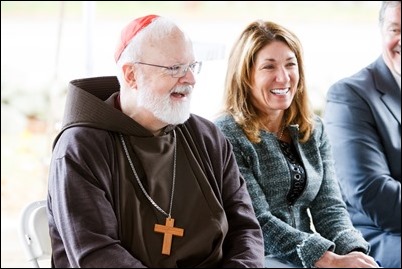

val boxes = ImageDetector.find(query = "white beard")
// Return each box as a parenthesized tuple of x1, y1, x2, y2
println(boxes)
(137, 85, 193, 125)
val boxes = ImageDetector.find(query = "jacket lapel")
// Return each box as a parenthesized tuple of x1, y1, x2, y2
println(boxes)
(374, 58, 401, 125)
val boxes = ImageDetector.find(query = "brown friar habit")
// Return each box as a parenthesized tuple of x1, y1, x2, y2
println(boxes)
(47, 76, 264, 268)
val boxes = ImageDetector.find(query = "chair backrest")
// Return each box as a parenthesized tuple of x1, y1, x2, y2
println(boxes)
(19, 200, 52, 268)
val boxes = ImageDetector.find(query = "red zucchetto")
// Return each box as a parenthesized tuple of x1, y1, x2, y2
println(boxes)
(114, 14, 159, 62)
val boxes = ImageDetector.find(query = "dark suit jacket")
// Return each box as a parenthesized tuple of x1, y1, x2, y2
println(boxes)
(324, 56, 401, 267)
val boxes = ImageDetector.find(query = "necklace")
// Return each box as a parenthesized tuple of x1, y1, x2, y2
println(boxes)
(277, 124, 285, 140)
(119, 130, 184, 256)
(264, 123, 285, 139)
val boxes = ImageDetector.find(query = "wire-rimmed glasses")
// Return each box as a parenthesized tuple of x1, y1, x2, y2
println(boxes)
(133, 61, 202, 78)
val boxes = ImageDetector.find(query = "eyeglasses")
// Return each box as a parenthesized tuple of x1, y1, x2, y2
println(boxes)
(133, 61, 202, 78)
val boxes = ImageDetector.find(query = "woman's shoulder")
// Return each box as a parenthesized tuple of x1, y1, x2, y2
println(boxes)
(214, 113, 235, 126)
(214, 113, 238, 129)
(313, 115, 324, 130)
(214, 114, 242, 136)
(309, 115, 331, 146)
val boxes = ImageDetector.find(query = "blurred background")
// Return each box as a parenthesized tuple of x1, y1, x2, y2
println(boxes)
(2, 1, 381, 267)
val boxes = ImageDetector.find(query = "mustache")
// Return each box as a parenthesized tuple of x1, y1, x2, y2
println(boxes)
(171, 85, 193, 95)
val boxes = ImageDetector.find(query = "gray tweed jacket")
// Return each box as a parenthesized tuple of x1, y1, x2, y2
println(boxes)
(214, 114, 369, 268)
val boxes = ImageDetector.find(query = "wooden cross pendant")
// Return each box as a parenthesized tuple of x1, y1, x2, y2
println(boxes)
(154, 217, 184, 255)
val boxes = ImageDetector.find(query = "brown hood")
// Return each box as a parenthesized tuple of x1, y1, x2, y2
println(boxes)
(54, 76, 154, 147)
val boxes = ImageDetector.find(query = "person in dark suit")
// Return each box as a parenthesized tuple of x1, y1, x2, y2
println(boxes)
(324, 1, 401, 268)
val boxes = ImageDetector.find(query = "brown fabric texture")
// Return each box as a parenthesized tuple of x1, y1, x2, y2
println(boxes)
(47, 76, 264, 267)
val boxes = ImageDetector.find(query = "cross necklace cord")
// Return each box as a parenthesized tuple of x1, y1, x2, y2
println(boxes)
(120, 130, 184, 255)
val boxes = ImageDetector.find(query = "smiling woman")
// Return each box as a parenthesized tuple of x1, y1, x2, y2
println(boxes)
(214, 18, 379, 268)
(1, 1, 380, 267)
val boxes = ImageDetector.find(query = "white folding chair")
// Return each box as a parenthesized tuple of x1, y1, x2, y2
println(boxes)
(18, 200, 52, 268)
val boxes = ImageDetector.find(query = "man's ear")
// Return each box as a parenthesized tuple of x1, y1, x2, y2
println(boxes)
(122, 63, 137, 88)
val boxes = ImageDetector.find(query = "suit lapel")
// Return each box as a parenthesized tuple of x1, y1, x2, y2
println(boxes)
(374, 58, 401, 125)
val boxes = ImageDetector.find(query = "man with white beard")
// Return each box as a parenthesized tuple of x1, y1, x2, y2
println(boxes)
(46, 14, 264, 268)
